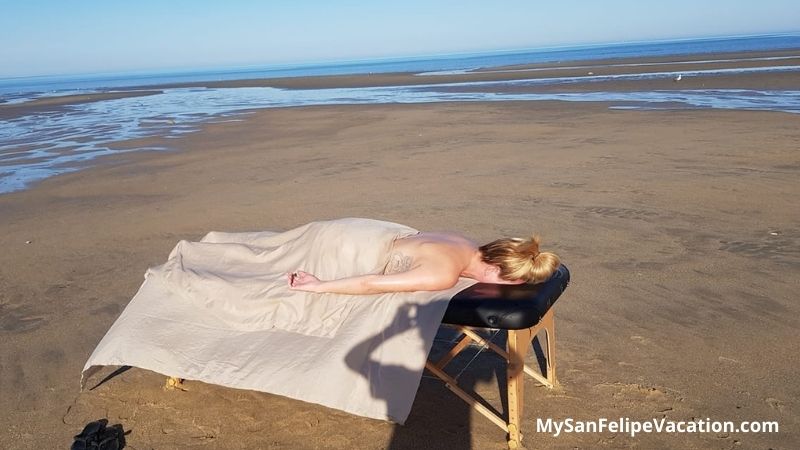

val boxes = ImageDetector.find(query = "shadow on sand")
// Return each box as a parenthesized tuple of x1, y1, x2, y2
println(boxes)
(345, 300, 550, 450)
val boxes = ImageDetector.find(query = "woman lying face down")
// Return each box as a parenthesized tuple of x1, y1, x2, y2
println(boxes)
(287, 231, 560, 295)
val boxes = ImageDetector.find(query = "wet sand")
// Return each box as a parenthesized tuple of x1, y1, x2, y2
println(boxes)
(1, 58, 799, 448)
(2, 49, 798, 122)
(163, 48, 800, 91)
(0, 90, 163, 120)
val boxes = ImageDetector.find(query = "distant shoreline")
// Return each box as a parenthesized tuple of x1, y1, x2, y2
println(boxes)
(160, 48, 800, 91)
(2, 33, 799, 96)
(1, 47, 798, 195)
(2, 48, 798, 114)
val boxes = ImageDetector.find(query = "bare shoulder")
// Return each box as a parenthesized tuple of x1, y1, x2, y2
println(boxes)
(388, 231, 475, 274)
(395, 231, 475, 247)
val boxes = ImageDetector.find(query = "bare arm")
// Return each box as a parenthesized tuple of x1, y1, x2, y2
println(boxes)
(288, 265, 459, 295)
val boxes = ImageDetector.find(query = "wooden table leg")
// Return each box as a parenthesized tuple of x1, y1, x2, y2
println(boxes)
(507, 328, 533, 448)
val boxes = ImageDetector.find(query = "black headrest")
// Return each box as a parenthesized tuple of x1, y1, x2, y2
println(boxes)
(442, 265, 570, 329)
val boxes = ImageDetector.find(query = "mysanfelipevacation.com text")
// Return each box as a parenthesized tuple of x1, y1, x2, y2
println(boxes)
(537, 417, 779, 438)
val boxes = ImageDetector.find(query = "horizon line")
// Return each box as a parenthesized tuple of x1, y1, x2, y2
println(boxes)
(2, 30, 799, 82)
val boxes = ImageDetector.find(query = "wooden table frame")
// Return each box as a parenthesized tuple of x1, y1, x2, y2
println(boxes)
(425, 308, 557, 449)
(165, 308, 557, 449)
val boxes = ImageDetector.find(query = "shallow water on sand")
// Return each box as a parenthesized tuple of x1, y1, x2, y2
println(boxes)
(3, 34, 800, 194)
(2, 66, 800, 194)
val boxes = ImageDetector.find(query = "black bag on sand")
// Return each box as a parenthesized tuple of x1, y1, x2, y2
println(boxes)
(71, 418, 126, 450)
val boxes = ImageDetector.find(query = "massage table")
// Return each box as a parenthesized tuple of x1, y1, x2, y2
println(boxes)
(164, 264, 570, 449)
(428, 264, 570, 449)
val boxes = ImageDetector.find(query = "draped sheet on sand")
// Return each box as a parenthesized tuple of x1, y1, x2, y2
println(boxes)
(82, 218, 476, 423)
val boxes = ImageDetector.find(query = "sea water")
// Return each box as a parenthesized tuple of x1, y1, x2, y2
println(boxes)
(1, 34, 799, 194)
(3, 33, 800, 97)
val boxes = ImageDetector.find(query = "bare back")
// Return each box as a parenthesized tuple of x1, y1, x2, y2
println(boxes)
(384, 232, 477, 277)
(289, 231, 496, 294)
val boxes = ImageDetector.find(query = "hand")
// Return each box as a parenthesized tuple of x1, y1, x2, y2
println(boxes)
(287, 270, 322, 292)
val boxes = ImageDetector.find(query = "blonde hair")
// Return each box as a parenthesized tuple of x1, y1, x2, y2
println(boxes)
(479, 235, 560, 284)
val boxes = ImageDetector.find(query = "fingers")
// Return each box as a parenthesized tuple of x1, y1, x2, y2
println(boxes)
(287, 270, 321, 292)
(287, 270, 305, 288)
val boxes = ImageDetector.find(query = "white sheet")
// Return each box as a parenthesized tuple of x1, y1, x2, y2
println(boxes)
(82, 218, 476, 423)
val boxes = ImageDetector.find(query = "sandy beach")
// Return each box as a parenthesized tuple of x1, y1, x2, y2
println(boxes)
(1, 51, 799, 449)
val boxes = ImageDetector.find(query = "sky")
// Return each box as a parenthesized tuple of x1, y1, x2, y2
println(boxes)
(1, 0, 798, 78)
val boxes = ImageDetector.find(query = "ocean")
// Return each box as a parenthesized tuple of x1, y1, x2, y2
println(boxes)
(3, 33, 800, 97)
(1, 33, 799, 194)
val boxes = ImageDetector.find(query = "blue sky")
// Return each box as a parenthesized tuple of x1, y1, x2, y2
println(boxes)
(1, 0, 798, 78)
